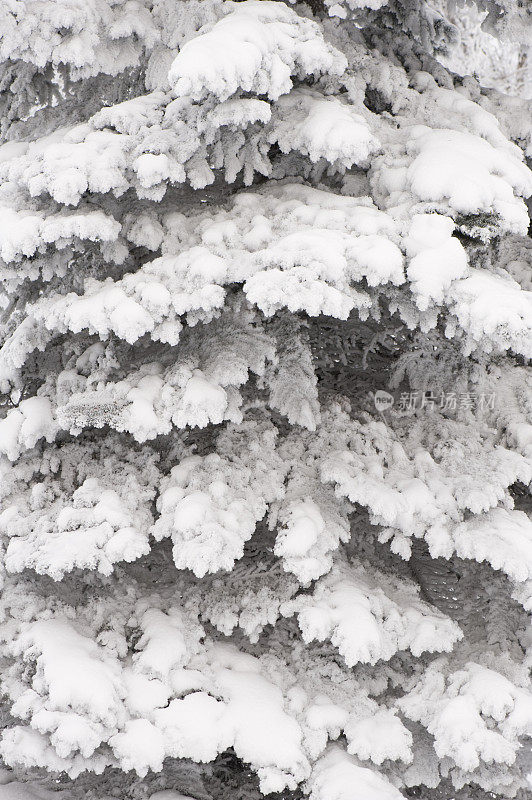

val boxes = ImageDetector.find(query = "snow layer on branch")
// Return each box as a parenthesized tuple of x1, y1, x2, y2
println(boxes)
(152, 417, 287, 576)
(448, 508, 532, 584)
(193, 554, 300, 642)
(269, 441, 352, 583)
(282, 556, 462, 666)
(406, 127, 532, 232)
(0, 206, 120, 264)
(404, 212, 532, 357)
(0, 571, 418, 784)
(0, 438, 160, 578)
(405, 213, 468, 310)
(242, 190, 403, 318)
(0, 0, 160, 78)
(209, 181, 403, 306)
(373, 125, 532, 235)
(273, 490, 351, 585)
(0, 2, 350, 205)
(445, 269, 532, 358)
(0, 247, 76, 298)
(201, 644, 310, 792)
(132, 605, 203, 681)
(306, 745, 404, 800)
(0, 398, 59, 461)
(30, 251, 228, 345)
(0, 316, 54, 392)
(59, 363, 237, 442)
(7, 617, 127, 761)
(410, 81, 527, 155)
(167, 1, 347, 102)
(2, 476, 151, 579)
(0, 89, 223, 205)
(0, 589, 201, 777)
(0, 725, 111, 778)
(0, 337, 127, 457)
(10, 176, 530, 365)
(0, 310, 290, 459)
(18, 183, 402, 356)
(0, 76, 375, 206)
(286, 639, 414, 765)
(319, 406, 532, 560)
(0, 92, 196, 205)
(398, 659, 532, 772)
(4, 622, 307, 788)
(269, 88, 380, 169)
(0, 307, 277, 454)
(110, 641, 314, 790)
(56, 307, 274, 442)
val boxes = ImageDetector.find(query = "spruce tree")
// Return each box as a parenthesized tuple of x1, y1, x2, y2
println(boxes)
(0, 2, 531, 799)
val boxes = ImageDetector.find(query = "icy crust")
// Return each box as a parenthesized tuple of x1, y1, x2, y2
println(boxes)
(0, 437, 161, 579)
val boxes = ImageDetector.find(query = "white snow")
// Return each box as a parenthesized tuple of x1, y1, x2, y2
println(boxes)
(168, 1, 346, 101)
(306, 745, 405, 800)
(283, 556, 462, 666)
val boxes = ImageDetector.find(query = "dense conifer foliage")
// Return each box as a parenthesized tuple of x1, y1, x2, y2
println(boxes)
(0, 2, 531, 799)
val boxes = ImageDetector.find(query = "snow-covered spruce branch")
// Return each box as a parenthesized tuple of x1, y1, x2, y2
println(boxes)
(0, 2, 531, 799)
